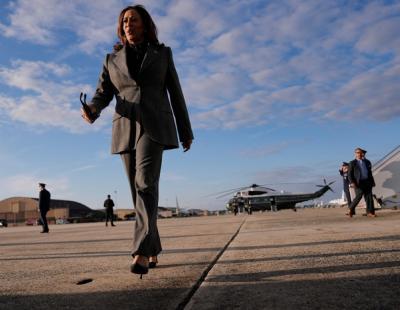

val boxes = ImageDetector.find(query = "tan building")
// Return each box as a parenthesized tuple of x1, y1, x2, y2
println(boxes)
(115, 209, 136, 220)
(0, 197, 92, 225)
(115, 207, 176, 220)
(158, 207, 173, 218)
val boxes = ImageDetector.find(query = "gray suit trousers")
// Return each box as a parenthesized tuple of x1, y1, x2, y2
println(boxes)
(121, 131, 163, 257)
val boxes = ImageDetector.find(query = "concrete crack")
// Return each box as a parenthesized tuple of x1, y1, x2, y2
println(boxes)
(176, 218, 246, 310)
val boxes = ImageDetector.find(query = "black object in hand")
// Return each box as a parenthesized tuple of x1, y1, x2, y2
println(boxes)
(80, 92, 97, 122)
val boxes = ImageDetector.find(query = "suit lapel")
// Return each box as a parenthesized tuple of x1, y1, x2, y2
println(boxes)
(113, 46, 131, 80)
(140, 45, 159, 73)
(113, 44, 159, 80)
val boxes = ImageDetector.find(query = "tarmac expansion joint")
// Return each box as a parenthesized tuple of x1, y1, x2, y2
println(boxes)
(175, 218, 247, 310)
(76, 278, 94, 285)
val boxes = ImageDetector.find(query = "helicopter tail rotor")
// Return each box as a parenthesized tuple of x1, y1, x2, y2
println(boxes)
(316, 179, 335, 193)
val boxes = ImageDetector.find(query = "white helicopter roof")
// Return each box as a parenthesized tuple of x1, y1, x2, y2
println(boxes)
(234, 185, 294, 198)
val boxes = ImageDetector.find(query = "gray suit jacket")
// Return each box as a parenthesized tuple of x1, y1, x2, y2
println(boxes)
(90, 43, 194, 153)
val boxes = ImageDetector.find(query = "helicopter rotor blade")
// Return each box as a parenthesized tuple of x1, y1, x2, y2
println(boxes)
(316, 179, 335, 188)
(209, 183, 279, 199)
(215, 192, 238, 199)
(203, 185, 251, 198)
(257, 182, 316, 188)
(253, 184, 277, 191)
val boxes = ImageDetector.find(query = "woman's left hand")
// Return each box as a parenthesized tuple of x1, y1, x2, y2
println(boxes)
(182, 140, 192, 152)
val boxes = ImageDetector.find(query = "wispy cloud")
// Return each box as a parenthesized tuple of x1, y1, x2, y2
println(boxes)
(0, 59, 111, 132)
(161, 171, 186, 181)
(240, 141, 303, 158)
(192, 91, 274, 129)
(0, 0, 129, 53)
(0, 173, 70, 199)
(69, 165, 96, 173)
(0, 0, 176, 53)
(1, 0, 399, 131)
(181, 1, 400, 129)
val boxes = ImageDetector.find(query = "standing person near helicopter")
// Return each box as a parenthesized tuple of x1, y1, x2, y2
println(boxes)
(81, 5, 194, 277)
(348, 148, 375, 217)
(339, 162, 352, 209)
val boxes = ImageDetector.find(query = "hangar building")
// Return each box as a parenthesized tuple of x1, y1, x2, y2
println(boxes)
(0, 197, 92, 225)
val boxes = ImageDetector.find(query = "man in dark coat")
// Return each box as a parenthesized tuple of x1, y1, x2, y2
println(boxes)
(339, 162, 352, 208)
(348, 148, 376, 217)
(38, 183, 51, 233)
(104, 194, 116, 226)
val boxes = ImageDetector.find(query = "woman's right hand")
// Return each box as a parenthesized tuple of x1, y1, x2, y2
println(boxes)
(182, 139, 192, 152)
(81, 106, 96, 124)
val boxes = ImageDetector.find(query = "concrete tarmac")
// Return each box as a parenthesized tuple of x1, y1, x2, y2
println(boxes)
(1, 208, 399, 309)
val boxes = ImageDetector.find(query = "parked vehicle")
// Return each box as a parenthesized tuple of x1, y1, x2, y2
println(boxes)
(56, 218, 70, 224)
(0, 219, 8, 227)
(25, 218, 36, 226)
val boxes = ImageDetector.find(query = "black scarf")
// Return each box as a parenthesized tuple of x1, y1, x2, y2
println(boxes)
(126, 41, 148, 81)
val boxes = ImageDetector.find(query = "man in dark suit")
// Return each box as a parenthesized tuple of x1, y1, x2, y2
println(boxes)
(38, 183, 51, 233)
(104, 194, 116, 227)
(348, 148, 376, 217)
(339, 162, 352, 208)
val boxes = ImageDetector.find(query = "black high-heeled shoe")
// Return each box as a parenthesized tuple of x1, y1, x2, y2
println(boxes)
(130, 263, 149, 279)
(149, 257, 158, 269)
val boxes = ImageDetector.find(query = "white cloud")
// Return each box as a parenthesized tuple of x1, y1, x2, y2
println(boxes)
(0, 60, 70, 92)
(193, 91, 273, 129)
(324, 1, 400, 49)
(330, 60, 400, 121)
(0, 59, 111, 132)
(0, 0, 59, 44)
(0, 0, 127, 53)
(69, 165, 97, 173)
(194, 10, 228, 39)
(186, 1, 400, 129)
(184, 71, 247, 108)
(1, 0, 77, 44)
(210, 28, 243, 55)
(356, 17, 400, 54)
(1, 0, 400, 131)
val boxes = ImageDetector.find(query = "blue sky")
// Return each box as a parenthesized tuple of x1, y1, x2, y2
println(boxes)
(0, 0, 399, 211)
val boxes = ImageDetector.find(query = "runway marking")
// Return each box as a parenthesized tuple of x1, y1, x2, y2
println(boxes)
(175, 218, 247, 310)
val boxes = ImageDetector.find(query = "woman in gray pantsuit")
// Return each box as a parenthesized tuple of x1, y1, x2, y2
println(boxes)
(81, 5, 193, 277)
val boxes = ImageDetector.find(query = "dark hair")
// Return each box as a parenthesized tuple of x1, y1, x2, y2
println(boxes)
(115, 5, 158, 50)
